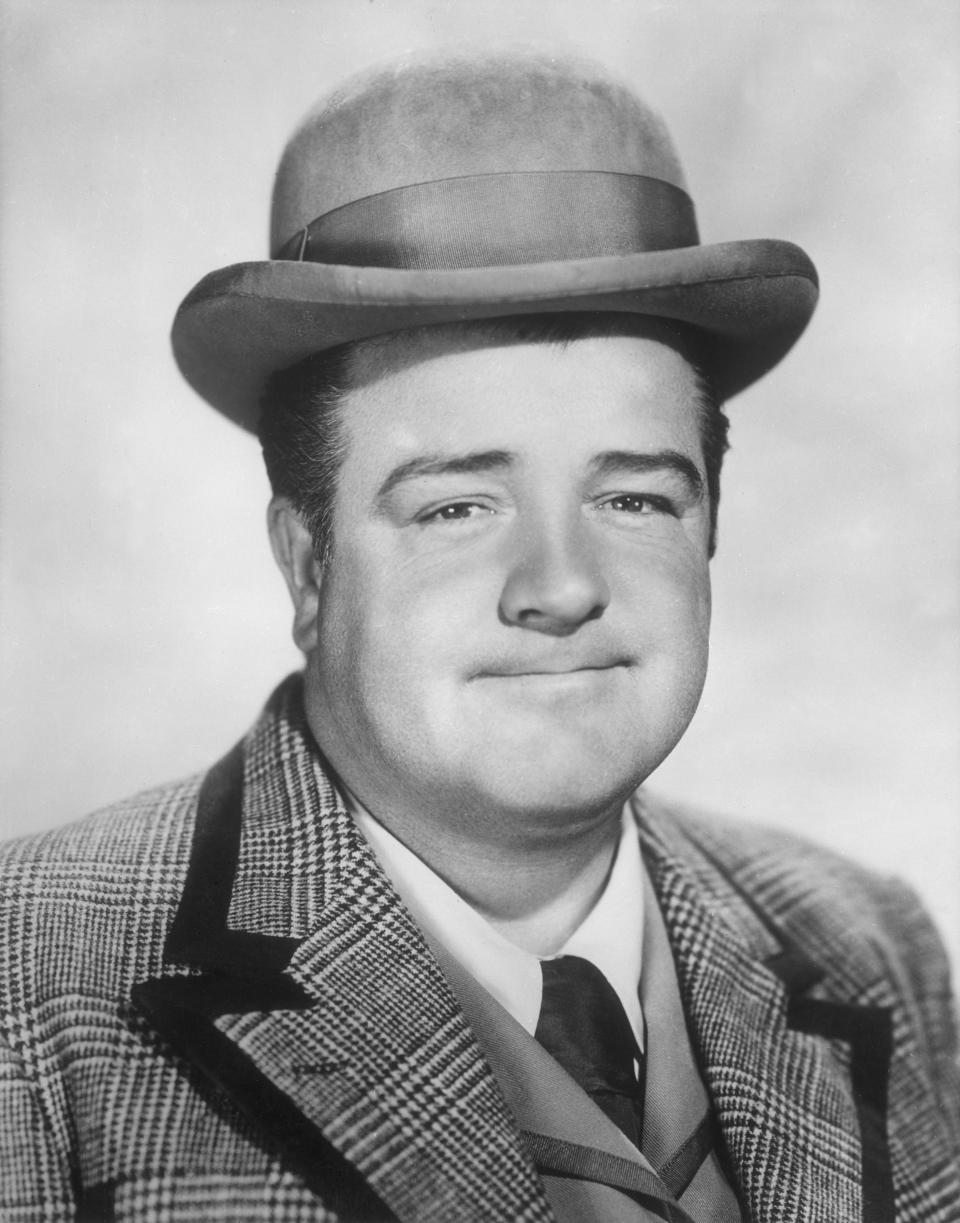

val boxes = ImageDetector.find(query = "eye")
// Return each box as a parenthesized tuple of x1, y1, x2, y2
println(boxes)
(420, 501, 493, 524)
(602, 493, 676, 516)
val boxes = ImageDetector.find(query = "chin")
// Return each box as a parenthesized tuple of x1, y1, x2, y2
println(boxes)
(465, 741, 652, 821)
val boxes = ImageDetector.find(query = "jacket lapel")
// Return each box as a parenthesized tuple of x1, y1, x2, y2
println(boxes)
(635, 795, 916, 1223)
(132, 677, 553, 1223)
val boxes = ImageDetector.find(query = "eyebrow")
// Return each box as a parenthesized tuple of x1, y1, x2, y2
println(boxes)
(376, 449, 514, 502)
(590, 450, 704, 500)
(375, 446, 704, 503)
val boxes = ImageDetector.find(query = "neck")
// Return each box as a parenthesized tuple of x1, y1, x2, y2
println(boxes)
(474, 818, 622, 954)
(355, 791, 624, 957)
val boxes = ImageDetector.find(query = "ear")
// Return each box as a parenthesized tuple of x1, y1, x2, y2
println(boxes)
(267, 497, 322, 654)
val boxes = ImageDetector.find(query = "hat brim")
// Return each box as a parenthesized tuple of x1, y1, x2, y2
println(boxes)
(172, 238, 817, 431)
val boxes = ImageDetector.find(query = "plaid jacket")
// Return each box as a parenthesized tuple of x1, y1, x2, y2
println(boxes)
(2, 674, 958, 1222)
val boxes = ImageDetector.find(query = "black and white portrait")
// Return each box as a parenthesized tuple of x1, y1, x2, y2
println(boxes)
(1, 3, 957, 1219)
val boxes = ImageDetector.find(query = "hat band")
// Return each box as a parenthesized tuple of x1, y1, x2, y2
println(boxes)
(274, 171, 699, 269)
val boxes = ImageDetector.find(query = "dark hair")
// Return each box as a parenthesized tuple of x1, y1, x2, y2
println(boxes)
(258, 313, 730, 562)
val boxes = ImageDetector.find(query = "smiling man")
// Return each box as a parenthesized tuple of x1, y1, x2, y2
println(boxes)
(274, 323, 712, 922)
(1, 48, 958, 1223)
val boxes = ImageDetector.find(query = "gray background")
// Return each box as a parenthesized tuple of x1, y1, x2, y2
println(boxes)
(2, 0, 957, 970)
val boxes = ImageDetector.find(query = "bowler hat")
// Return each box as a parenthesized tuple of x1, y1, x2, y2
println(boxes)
(172, 48, 818, 430)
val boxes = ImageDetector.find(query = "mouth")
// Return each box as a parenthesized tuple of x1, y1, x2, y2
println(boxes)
(471, 659, 632, 681)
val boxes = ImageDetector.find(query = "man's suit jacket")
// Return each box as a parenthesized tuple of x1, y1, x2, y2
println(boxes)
(1, 674, 958, 1221)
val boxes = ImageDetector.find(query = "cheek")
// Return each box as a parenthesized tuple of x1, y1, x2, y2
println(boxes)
(615, 531, 711, 639)
(372, 536, 499, 641)
(670, 562, 712, 650)
(314, 547, 473, 713)
(663, 564, 711, 713)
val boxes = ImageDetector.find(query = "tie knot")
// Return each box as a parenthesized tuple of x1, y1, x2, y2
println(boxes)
(537, 955, 641, 1100)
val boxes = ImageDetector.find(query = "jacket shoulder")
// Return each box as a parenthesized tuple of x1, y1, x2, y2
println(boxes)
(0, 774, 203, 1003)
(638, 789, 927, 923)
(635, 789, 958, 1020)
(637, 790, 960, 1124)
(0, 771, 202, 875)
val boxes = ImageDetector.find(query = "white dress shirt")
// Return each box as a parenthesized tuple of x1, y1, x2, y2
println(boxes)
(350, 800, 645, 1052)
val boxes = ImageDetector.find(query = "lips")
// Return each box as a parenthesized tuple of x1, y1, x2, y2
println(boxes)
(470, 658, 631, 680)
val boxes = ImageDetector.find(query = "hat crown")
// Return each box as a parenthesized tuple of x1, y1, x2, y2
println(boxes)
(173, 46, 818, 427)
(270, 49, 687, 257)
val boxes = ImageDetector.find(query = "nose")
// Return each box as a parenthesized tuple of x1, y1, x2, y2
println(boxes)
(499, 514, 610, 634)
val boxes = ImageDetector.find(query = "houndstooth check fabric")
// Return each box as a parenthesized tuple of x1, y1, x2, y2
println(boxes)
(1, 673, 958, 1221)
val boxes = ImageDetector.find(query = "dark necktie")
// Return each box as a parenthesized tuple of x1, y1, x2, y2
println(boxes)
(535, 954, 645, 1148)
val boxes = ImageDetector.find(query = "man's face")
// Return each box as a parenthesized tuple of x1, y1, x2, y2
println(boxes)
(299, 328, 712, 840)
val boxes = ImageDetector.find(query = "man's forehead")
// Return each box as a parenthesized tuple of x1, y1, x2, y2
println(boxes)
(341, 314, 705, 398)
(332, 319, 708, 477)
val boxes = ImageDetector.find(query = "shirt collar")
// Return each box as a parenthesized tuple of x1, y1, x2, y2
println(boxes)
(350, 801, 645, 1051)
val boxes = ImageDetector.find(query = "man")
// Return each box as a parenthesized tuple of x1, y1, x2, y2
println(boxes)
(1, 47, 957, 1223)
